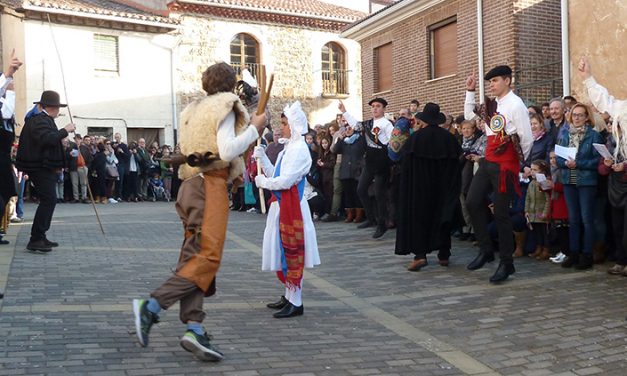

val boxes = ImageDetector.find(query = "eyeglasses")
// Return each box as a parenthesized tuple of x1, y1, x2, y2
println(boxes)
(571, 113, 587, 118)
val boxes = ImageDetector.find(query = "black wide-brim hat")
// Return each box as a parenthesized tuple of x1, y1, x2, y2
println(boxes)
(368, 97, 388, 107)
(33, 90, 67, 108)
(484, 65, 513, 81)
(416, 102, 446, 125)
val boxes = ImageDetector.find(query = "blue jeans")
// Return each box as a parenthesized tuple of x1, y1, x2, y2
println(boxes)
(16, 179, 25, 218)
(563, 185, 596, 255)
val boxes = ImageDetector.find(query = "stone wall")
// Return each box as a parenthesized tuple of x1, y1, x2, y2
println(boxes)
(569, 0, 626, 102)
(174, 15, 362, 130)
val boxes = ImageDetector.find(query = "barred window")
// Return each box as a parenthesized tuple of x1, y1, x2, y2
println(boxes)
(94, 34, 119, 73)
(374, 42, 392, 92)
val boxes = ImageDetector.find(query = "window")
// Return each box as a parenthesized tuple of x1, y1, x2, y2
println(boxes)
(374, 43, 392, 92)
(322, 42, 348, 95)
(230, 33, 260, 79)
(429, 18, 457, 79)
(94, 34, 119, 73)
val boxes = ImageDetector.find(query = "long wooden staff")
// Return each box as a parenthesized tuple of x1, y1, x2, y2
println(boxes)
(255, 66, 274, 215)
(47, 13, 105, 234)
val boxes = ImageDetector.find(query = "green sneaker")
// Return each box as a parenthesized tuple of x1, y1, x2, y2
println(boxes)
(180, 330, 224, 361)
(132, 299, 159, 347)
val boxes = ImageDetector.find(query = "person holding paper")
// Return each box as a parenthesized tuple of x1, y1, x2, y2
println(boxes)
(525, 160, 552, 260)
(555, 103, 602, 270)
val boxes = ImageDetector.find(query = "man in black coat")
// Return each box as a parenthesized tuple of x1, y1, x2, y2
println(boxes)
(16, 90, 76, 252)
(113, 132, 130, 201)
(395, 103, 462, 271)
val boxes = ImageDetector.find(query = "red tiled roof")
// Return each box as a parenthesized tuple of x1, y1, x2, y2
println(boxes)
(1, 0, 178, 25)
(170, 0, 366, 23)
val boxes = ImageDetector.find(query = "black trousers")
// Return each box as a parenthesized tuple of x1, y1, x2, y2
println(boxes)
(357, 163, 389, 227)
(29, 169, 58, 242)
(341, 178, 361, 208)
(115, 166, 127, 199)
(465, 160, 515, 264)
(611, 206, 627, 265)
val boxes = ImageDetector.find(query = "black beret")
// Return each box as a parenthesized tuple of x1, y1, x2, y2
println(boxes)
(368, 97, 388, 107)
(484, 65, 513, 80)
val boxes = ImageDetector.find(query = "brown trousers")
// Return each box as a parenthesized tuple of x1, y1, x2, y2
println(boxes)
(151, 169, 229, 323)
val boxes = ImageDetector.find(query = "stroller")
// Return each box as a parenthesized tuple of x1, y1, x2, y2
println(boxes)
(148, 174, 171, 202)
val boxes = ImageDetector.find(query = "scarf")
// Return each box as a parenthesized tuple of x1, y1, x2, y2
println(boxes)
(568, 124, 587, 150)
(533, 129, 545, 141)
(343, 133, 360, 145)
(461, 135, 477, 152)
(276, 185, 305, 290)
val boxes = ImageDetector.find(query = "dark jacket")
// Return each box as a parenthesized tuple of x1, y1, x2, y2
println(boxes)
(66, 141, 78, 171)
(113, 142, 130, 171)
(16, 112, 68, 172)
(331, 133, 365, 180)
(524, 132, 554, 168)
(79, 143, 93, 169)
(556, 125, 602, 187)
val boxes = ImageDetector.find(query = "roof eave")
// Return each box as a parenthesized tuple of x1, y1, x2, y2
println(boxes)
(176, 0, 364, 24)
(21, 3, 179, 29)
(341, 0, 446, 41)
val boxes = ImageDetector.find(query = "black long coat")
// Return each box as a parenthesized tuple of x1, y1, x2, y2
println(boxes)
(0, 117, 16, 200)
(395, 124, 462, 256)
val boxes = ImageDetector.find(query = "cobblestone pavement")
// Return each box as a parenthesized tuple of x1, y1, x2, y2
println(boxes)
(1, 202, 626, 376)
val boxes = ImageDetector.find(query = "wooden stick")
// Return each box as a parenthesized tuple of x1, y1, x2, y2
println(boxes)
(254, 66, 275, 215)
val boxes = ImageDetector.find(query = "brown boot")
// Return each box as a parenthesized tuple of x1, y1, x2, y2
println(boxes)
(344, 208, 354, 223)
(513, 231, 526, 258)
(529, 246, 542, 258)
(593, 242, 605, 264)
(353, 208, 365, 223)
(536, 247, 551, 260)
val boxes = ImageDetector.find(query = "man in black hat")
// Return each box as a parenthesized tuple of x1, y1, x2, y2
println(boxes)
(463, 65, 532, 283)
(395, 103, 462, 271)
(16, 90, 76, 252)
(339, 98, 394, 238)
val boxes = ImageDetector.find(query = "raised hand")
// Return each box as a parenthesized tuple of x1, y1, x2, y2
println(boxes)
(338, 100, 346, 113)
(577, 56, 591, 80)
(466, 69, 477, 91)
(4, 49, 23, 78)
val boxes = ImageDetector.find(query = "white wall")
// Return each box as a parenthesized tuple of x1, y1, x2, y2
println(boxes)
(23, 20, 175, 145)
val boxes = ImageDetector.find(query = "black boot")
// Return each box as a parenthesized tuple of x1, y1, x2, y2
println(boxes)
(489, 262, 515, 283)
(273, 302, 304, 318)
(561, 253, 579, 268)
(266, 296, 288, 310)
(574, 254, 593, 270)
(372, 225, 387, 239)
(357, 221, 374, 229)
(466, 252, 495, 271)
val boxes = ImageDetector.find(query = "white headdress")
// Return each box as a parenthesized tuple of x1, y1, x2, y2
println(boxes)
(241, 68, 258, 89)
(283, 101, 309, 142)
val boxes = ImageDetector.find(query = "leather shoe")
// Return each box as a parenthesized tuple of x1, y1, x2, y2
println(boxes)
(26, 239, 52, 252)
(407, 259, 428, 271)
(273, 302, 304, 318)
(357, 221, 374, 229)
(372, 226, 387, 239)
(438, 259, 449, 267)
(466, 252, 495, 270)
(266, 296, 288, 310)
(489, 262, 515, 283)
(44, 238, 59, 248)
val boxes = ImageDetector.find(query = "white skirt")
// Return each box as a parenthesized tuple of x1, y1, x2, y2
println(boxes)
(261, 198, 320, 271)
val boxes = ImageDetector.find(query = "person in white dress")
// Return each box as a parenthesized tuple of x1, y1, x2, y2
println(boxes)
(254, 101, 320, 318)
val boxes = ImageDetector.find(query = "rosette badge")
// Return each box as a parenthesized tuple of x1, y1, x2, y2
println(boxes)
(489, 114, 506, 134)
(372, 127, 380, 143)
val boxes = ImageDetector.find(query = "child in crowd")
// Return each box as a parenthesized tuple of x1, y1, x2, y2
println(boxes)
(148, 172, 167, 202)
(460, 120, 480, 240)
(525, 160, 552, 260)
(549, 151, 570, 263)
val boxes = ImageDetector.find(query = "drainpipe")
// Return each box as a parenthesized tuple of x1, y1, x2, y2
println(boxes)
(170, 46, 178, 145)
(477, 0, 485, 104)
(561, 0, 570, 95)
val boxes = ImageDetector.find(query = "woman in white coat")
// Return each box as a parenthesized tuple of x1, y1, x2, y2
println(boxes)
(254, 101, 320, 318)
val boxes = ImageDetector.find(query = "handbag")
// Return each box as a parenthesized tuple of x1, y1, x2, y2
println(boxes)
(244, 181, 257, 205)
(106, 163, 119, 178)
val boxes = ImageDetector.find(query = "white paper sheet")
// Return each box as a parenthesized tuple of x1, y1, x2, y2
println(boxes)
(534, 173, 552, 190)
(593, 143, 613, 160)
(555, 145, 577, 160)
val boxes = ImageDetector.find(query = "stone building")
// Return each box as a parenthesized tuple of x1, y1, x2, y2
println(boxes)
(0, 0, 178, 146)
(167, 0, 366, 129)
(342, 0, 564, 118)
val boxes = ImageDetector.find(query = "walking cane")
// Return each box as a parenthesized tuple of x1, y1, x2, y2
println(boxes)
(47, 13, 105, 234)
(255, 66, 274, 215)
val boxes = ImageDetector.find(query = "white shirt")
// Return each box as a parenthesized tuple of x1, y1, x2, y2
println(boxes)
(216, 111, 260, 161)
(584, 76, 626, 119)
(0, 90, 15, 120)
(342, 111, 394, 145)
(0, 74, 12, 100)
(465, 90, 532, 159)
